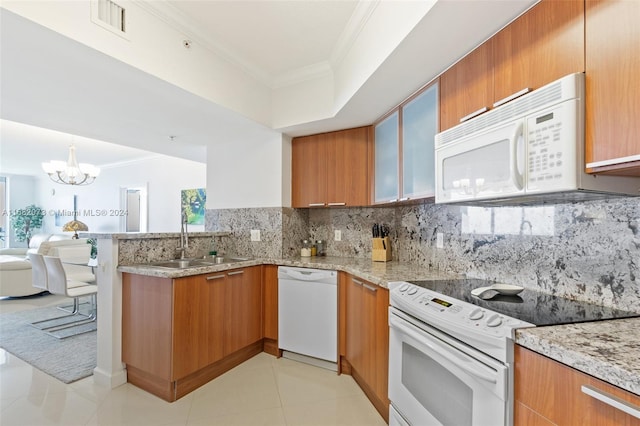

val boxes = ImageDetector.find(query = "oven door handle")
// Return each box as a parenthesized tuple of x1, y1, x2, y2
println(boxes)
(390, 315, 498, 384)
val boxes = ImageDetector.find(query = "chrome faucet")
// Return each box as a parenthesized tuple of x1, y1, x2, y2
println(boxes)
(176, 211, 189, 259)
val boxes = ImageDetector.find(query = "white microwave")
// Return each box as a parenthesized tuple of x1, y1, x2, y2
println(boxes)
(435, 73, 639, 205)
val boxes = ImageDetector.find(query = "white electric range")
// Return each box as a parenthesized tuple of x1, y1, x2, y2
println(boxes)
(387, 279, 639, 426)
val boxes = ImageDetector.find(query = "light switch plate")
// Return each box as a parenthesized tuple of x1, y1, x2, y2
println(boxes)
(436, 232, 444, 249)
(250, 229, 261, 241)
(334, 230, 342, 241)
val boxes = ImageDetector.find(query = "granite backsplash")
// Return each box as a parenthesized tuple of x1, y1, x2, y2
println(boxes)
(206, 197, 639, 312)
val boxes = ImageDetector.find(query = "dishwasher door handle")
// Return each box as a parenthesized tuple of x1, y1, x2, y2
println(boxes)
(279, 268, 334, 282)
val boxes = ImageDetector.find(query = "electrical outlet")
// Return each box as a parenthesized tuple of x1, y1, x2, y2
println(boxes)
(334, 230, 342, 241)
(250, 229, 261, 242)
(436, 232, 444, 249)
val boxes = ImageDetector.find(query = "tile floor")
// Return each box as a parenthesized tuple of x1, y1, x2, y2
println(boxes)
(0, 294, 387, 426)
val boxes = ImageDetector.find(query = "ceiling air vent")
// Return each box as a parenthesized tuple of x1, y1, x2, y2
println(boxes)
(91, 0, 128, 38)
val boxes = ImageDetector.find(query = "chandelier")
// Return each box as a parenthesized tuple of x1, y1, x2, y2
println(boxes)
(42, 145, 100, 186)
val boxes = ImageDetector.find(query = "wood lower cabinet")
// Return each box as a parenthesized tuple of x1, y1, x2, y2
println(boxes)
(172, 273, 225, 379)
(122, 266, 263, 401)
(262, 264, 279, 356)
(225, 267, 262, 355)
(342, 273, 389, 422)
(585, 0, 640, 176)
(515, 345, 640, 425)
(292, 126, 371, 208)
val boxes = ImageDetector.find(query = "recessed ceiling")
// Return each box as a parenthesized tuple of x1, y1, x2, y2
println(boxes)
(0, 0, 538, 176)
(166, 0, 359, 83)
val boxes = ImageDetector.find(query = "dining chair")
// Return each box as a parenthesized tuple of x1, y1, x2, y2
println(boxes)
(38, 255, 98, 338)
(28, 252, 48, 293)
(28, 253, 78, 329)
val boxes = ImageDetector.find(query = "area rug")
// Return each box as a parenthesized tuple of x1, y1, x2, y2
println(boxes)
(0, 305, 96, 384)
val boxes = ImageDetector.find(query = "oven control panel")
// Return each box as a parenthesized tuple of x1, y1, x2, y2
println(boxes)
(389, 281, 534, 339)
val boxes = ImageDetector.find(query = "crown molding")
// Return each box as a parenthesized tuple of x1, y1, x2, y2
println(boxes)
(131, 0, 272, 87)
(272, 61, 333, 90)
(329, 0, 380, 69)
(99, 154, 168, 170)
(131, 0, 377, 91)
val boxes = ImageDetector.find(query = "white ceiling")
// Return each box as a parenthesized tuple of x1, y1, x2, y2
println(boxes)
(165, 0, 360, 85)
(0, 0, 537, 177)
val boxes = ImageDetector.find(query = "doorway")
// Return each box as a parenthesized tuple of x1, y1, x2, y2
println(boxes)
(120, 185, 148, 232)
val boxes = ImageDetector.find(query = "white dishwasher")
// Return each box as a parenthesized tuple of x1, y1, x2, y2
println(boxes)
(278, 266, 337, 368)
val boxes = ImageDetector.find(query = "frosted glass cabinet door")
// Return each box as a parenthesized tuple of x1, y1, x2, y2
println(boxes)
(375, 112, 399, 202)
(402, 83, 438, 199)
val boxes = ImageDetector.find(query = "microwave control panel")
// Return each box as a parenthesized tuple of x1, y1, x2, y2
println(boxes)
(526, 100, 579, 191)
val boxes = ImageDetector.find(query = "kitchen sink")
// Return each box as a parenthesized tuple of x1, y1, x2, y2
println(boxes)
(148, 256, 251, 269)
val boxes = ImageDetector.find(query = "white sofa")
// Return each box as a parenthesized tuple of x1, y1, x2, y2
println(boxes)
(0, 233, 92, 297)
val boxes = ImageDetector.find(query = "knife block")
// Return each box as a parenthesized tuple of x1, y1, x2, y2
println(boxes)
(372, 237, 391, 262)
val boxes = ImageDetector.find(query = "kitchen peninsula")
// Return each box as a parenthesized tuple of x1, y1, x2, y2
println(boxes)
(88, 231, 639, 422)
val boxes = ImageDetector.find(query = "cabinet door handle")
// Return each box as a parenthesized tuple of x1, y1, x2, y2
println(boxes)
(459, 106, 488, 123)
(227, 270, 245, 276)
(387, 199, 398, 203)
(399, 197, 410, 202)
(352, 279, 363, 286)
(206, 274, 225, 281)
(327, 202, 346, 206)
(492, 87, 530, 108)
(308, 203, 326, 207)
(363, 283, 378, 292)
(581, 385, 640, 419)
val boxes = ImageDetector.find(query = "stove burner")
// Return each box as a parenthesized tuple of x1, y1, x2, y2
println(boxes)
(408, 279, 640, 327)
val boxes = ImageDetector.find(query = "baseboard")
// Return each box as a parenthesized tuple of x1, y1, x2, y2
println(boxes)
(281, 350, 337, 372)
(93, 366, 127, 389)
(339, 356, 352, 375)
(263, 338, 281, 357)
(351, 368, 390, 423)
(126, 365, 174, 402)
(175, 341, 262, 400)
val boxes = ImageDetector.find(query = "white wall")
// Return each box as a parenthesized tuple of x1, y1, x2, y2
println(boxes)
(1, 1, 433, 132)
(34, 155, 205, 234)
(1, 1, 273, 129)
(207, 130, 289, 209)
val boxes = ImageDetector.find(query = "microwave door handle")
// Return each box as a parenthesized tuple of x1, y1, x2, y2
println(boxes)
(511, 122, 525, 190)
(390, 316, 498, 384)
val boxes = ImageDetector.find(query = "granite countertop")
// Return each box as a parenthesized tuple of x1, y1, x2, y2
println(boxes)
(117, 256, 461, 287)
(515, 319, 640, 396)
(80, 231, 230, 240)
(117, 255, 639, 396)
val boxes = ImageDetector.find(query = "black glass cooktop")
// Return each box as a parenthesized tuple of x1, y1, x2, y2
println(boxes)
(408, 279, 640, 327)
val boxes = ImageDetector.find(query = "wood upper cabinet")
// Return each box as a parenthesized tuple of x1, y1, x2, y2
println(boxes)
(292, 126, 371, 208)
(439, 0, 584, 132)
(344, 274, 390, 421)
(515, 345, 640, 425)
(291, 134, 327, 207)
(440, 39, 494, 131)
(585, 0, 640, 176)
(492, 0, 584, 104)
(328, 127, 371, 206)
